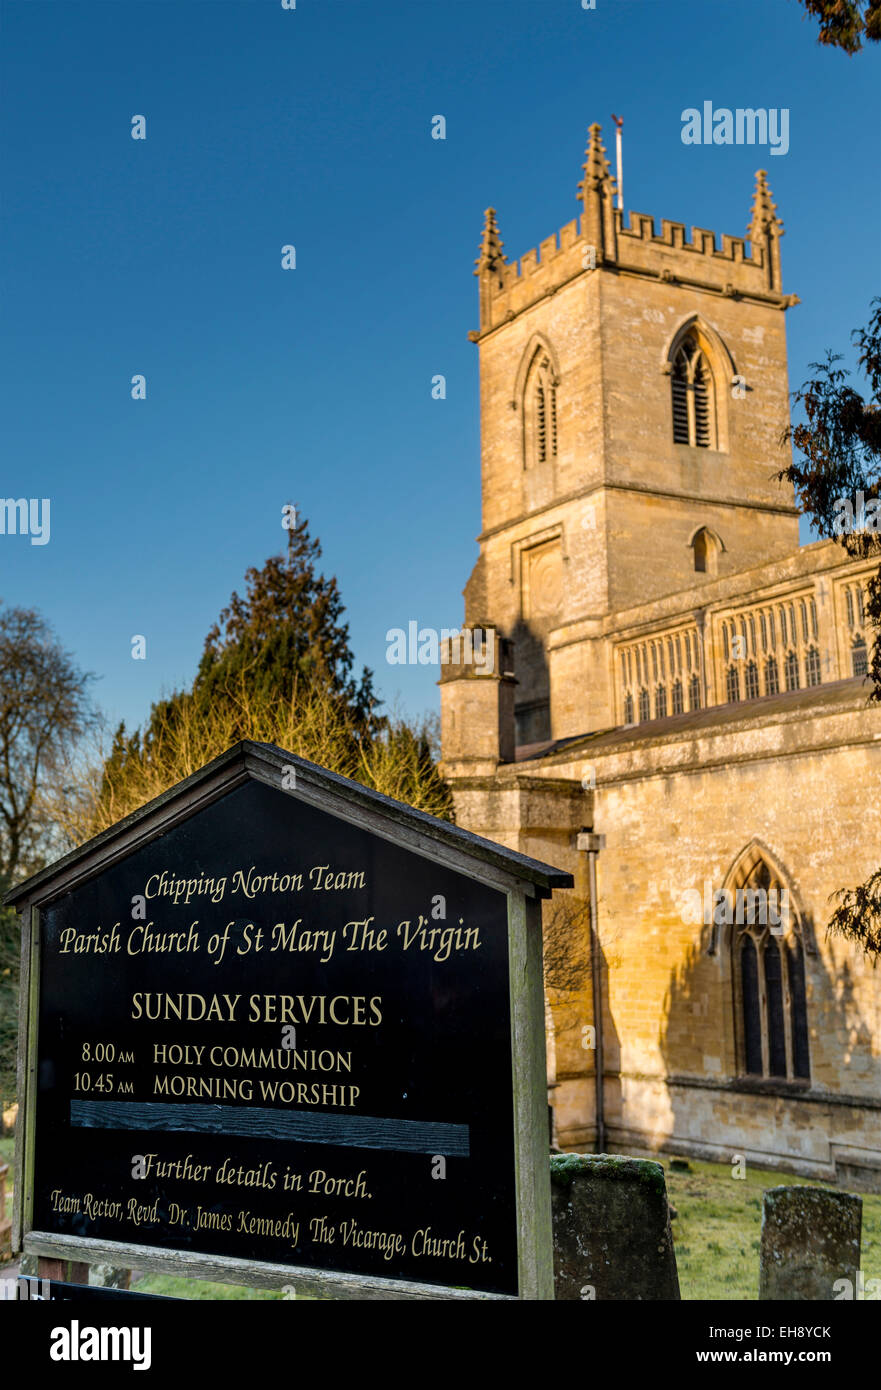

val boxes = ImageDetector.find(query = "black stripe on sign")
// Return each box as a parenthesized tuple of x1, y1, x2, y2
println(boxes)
(69, 1099, 470, 1156)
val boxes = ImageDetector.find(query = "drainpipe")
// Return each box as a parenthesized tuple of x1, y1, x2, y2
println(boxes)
(577, 830, 606, 1153)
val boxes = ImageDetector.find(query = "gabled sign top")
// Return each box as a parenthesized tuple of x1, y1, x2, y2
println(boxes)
(6, 740, 573, 908)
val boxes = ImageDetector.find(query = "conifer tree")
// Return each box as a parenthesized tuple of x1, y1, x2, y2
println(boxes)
(85, 511, 453, 838)
(193, 511, 379, 735)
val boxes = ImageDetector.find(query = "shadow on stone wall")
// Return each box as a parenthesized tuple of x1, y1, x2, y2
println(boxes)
(545, 889, 622, 1147)
(510, 617, 551, 745)
(657, 928, 875, 1170)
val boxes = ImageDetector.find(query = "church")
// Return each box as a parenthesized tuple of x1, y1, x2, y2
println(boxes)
(438, 125, 881, 1190)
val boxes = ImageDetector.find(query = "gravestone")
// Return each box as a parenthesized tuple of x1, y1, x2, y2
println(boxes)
(759, 1185, 862, 1300)
(550, 1153, 680, 1300)
(8, 740, 571, 1300)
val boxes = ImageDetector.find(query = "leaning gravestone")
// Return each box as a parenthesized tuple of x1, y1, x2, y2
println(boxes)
(550, 1153, 680, 1300)
(759, 1186, 862, 1300)
(8, 741, 571, 1300)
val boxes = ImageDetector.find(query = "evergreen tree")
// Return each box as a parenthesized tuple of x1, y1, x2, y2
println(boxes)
(83, 511, 453, 839)
(193, 511, 379, 734)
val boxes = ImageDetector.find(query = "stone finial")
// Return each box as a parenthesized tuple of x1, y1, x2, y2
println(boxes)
(473, 207, 508, 333)
(577, 123, 616, 202)
(748, 170, 784, 293)
(474, 207, 506, 280)
(577, 124, 617, 265)
(748, 169, 784, 242)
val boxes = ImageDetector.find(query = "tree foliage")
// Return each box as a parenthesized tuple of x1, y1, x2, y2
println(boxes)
(0, 876, 18, 1110)
(194, 513, 379, 734)
(0, 607, 94, 1107)
(797, 0, 881, 52)
(54, 511, 453, 846)
(778, 300, 881, 956)
(58, 678, 452, 844)
(0, 604, 96, 882)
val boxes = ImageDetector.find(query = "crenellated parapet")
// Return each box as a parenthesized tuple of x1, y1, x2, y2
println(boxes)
(470, 130, 798, 338)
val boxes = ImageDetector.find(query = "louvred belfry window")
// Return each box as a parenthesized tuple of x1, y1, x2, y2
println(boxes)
(671, 354, 690, 444)
(671, 338, 716, 448)
(525, 352, 558, 467)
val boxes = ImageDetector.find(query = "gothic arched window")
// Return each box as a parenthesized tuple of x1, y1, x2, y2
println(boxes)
(692, 527, 722, 575)
(655, 684, 667, 719)
(524, 350, 558, 468)
(638, 687, 650, 722)
(764, 655, 779, 695)
(726, 665, 740, 702)
(671, 337, 716, 448)
(727, 850, 810, 1081)
(623, 692, 634, 724)
(672, 679, 683, 715)
(689, 673, 701, 711)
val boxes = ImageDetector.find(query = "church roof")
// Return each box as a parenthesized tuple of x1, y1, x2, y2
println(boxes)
(515, 677, 875, 764)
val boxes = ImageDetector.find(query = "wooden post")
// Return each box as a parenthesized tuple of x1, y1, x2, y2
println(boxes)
(37, 1256, 90, 1285)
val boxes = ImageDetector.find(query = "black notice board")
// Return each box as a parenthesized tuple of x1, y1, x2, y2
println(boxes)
(33, 778, 518, 1295)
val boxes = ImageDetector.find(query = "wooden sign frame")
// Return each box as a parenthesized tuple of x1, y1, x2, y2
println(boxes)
(8, 741, 571, 1300)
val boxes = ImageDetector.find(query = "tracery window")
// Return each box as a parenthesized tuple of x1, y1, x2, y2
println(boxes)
(729, 850, 810, 1082)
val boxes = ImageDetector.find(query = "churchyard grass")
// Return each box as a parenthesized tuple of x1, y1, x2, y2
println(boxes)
(663, 1154, 881, 1300)
(131, 1274, 291, 1300)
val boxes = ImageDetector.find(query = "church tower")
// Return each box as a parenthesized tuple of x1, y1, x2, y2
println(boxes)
(450, 125, 801, 750)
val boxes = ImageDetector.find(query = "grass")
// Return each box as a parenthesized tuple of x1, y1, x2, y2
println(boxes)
(130, 1273, 292, 1300)
(660, 1153, 881, 1299)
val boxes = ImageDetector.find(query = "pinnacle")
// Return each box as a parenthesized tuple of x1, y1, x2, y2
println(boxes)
(474, 206, 506, 277)
(748, 169, 783, 239)
(578, 122, 616, 201)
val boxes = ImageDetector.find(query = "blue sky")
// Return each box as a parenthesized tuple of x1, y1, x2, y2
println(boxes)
(1, 0, 878, 735)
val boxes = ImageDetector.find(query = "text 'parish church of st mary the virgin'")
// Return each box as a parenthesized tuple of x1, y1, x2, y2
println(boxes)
(439, 124, 881, 1189)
